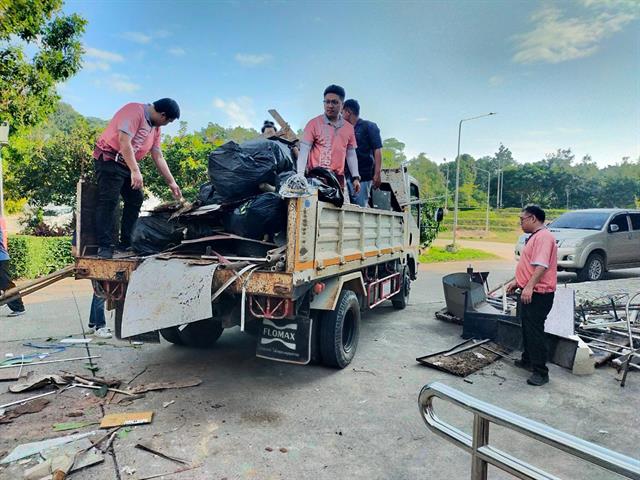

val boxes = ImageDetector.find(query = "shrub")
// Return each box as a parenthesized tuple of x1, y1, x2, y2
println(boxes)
(7, 235, 73, 279)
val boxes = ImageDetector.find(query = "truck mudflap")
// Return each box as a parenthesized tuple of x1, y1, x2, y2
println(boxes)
(256, 316, 313, 365)
(121, 258, 220, 338)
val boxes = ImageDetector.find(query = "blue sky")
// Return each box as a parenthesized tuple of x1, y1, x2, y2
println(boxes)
(60, 0, 639, 167)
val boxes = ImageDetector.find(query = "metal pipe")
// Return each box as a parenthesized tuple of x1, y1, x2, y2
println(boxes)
(0, 355, 101, 370)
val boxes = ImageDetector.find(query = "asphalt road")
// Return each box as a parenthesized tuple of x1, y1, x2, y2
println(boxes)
(0, 261, 639, 479)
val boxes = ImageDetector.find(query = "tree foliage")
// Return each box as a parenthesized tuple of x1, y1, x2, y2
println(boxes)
(0, 0, 86, 130)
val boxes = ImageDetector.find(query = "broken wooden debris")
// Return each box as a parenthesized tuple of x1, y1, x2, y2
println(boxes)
(9, 373, 72, 393)
(129, 377, 202, 394)
(134, 443, 189, 465)
(100, 411, 154, 428)
(0, 398, 49, 423)
(0, 431, 97, 464)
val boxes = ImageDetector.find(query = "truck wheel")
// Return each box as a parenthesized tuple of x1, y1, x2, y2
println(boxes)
(159, 326, 185, 345)
(179, 318, 224, 348)
(392, 267, 411, 310)
(577, 253, 605, 282)
(320, 289, 360, 369)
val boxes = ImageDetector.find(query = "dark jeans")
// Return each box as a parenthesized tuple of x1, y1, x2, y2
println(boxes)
(94, 159, 144, 249)
(520, 292, 555, 376)
(0, 260, 25, 312)
(89, 293, 106, 328)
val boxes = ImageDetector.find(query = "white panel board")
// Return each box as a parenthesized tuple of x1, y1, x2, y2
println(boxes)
(121, 258, 218, 338)
(544, 287, 575, 339)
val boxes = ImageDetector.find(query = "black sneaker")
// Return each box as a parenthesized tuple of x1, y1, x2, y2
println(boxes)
(514, 359, 533, 371)
(527, 373, 549, 386)
(97, 247, 113, 259)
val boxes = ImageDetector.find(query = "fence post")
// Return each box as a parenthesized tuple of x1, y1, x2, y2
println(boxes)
(471, 415, 489, 480)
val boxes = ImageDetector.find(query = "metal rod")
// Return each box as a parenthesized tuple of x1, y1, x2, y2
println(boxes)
(0, 385, 76, 409)
(0, 355, 101, 369)
(443, 339, 490, 357)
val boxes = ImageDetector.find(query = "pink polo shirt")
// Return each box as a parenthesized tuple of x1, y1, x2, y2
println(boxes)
(516, 228, 557, 293)
(301, 114, 357, 176)
(95, 103, 161, 162)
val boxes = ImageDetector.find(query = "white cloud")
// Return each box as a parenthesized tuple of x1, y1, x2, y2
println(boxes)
(234, 53, 273, 66)
(414, 117, 429, 122)
(84, 61, 111, 72)
(109, 74, 141, 93)
(121, 31, 152, 44)
(513, 5, 636, 64)
(213, 97, 255, 128)
(168, 47, 186, 56)
(489, 75, 504, 87)
(84, 46, 123, 63)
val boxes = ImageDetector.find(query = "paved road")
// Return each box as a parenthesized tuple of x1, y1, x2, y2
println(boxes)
(0, 264, 639, 479)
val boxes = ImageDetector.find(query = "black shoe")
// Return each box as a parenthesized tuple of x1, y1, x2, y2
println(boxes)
(97, 247, 113, 259)
(515, 359, 533, 371)
(527, 373, 549, 386)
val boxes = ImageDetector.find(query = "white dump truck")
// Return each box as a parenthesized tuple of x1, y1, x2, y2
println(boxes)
(74, 165, 438, 368)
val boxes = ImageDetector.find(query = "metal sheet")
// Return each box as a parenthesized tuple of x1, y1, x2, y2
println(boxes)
(121, 258, 219, 338)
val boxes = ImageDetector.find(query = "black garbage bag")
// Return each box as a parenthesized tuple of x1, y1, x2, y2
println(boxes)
(198, 182, 216, 205)
(240, 138, 294, 173)
(307, 167, 344, 208)
(208, 141, 277, 202)
(223, 192, 286, 240)
(131, 214, 184, 255)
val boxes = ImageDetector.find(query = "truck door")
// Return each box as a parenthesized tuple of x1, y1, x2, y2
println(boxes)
(606, 213, 633, 266)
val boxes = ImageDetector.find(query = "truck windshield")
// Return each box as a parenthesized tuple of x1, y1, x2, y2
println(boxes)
(549, 212, 610, 230)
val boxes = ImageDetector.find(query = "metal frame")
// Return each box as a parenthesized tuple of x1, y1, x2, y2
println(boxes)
(418, 382, 640, 479)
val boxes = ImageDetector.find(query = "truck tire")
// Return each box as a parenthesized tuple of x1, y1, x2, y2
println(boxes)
(159, 326, 185, 345)
(577, 253, 605, 282)
(178, 318, 224, 348)
(392, 267, 411, 310)
(320, 289, 360, 369)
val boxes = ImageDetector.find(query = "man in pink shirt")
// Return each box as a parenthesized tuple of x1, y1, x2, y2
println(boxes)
(93, 99, 182, 258)
(507, 205, 557, 386)
(297, 85, 360, 194)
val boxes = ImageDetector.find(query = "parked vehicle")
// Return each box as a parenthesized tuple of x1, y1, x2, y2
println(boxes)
(75, 167, 440, 368)
(515, 208, 640, 281)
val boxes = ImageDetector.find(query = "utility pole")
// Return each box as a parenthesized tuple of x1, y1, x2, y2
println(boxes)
(0, 122, 9, 217)
(565, 186, 570, 210)
(476, 167, 491, 233)
(444, 158, 449, 211)
(450, 112, 497, 251)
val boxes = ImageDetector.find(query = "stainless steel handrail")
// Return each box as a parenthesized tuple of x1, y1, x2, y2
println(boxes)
(418, 382, 640, 480)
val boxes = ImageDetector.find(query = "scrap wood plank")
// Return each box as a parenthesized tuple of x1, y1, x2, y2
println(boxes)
(100, 411, 153, 428)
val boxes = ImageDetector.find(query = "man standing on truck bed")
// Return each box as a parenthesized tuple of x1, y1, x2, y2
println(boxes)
(296, 85, 361, 194)
(506, 205, 557, 387)
(342, 99, 383, 207)
(93, 99, 182, 259)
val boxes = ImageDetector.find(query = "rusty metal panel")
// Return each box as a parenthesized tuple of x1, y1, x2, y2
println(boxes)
(75, 257, 140, 282)
(214, 270, 293, 297)
(121, 258, 219, 338)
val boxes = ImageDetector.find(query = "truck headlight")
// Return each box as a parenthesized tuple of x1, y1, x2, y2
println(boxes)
(559, 239, 583, 248)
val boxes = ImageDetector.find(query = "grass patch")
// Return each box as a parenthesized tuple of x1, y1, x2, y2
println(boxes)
(419, 246, 499, 263)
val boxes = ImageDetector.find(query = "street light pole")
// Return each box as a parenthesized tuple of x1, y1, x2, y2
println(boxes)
(476, 167, 491, 233)
(444, 158, 449, 211)
(451, 112, 496, 250)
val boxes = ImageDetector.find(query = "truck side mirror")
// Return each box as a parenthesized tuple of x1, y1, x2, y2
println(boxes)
(609, 224, 619, 233)
(436, 207, 444, 223)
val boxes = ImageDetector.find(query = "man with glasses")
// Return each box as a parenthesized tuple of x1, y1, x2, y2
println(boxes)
(296, 85, 360, 194)
(93, 98, 182, 259)
(506, 205, 557, 386)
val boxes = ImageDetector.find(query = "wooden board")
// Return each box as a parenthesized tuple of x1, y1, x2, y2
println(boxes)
(100, 411, 153, 428)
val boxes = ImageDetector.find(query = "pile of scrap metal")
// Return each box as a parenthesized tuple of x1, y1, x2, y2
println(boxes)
(436, 268, 594, 376)
(575, 291, 640, 386)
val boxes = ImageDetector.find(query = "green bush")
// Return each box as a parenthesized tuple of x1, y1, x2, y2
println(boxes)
(7, 235, 73, 279)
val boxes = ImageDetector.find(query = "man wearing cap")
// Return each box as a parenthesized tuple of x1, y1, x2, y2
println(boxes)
(93, 98, 182, 259)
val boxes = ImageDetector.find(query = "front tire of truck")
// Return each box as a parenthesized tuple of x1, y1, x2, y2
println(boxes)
(392, 267, 410, 310)
(320, 289, 360, 369)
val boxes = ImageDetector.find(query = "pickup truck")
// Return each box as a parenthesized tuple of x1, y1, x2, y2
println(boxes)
(74, 167, 439, 368)
(515, 208, 640, 281)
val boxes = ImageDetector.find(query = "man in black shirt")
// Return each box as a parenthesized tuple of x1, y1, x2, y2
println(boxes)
(343, 99, 383, 207)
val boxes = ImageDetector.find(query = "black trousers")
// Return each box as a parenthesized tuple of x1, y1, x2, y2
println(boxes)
(520, 292, 555, 376)
(0, 260, 25, 312)
(94, 159, 144, 249)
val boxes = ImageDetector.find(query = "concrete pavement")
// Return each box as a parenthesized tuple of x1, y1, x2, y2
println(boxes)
(0, 265, 639, 479)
